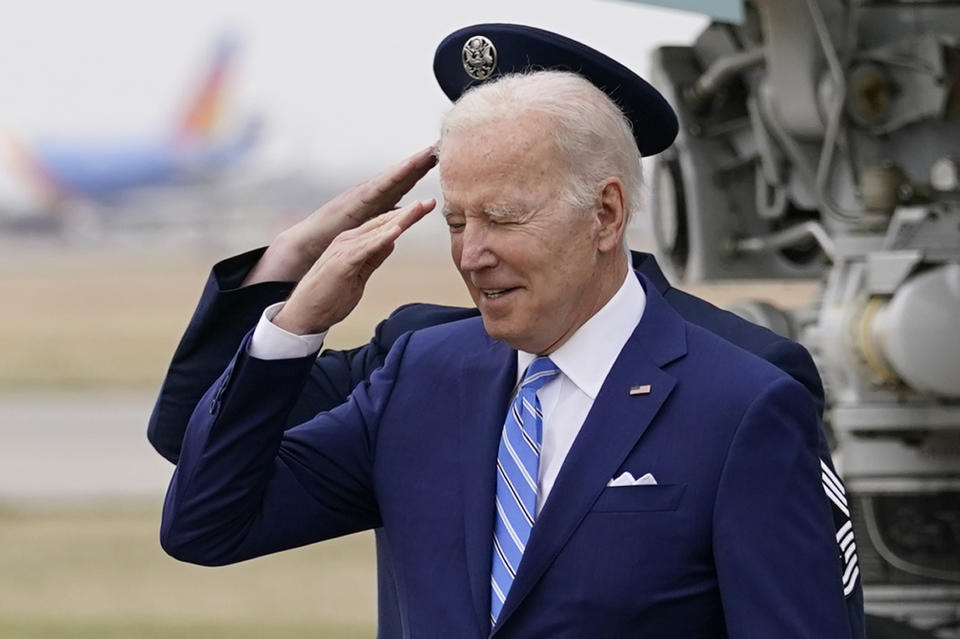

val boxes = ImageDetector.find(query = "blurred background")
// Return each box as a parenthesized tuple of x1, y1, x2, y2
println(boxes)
(10, 0, 950, 637)
(0, 2, 723, 637)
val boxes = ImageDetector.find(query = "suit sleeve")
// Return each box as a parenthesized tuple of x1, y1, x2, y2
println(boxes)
(159, 330, 415, 566)
(148, 249, 411, 463)
(289, 303, 461, 424)
(713, 376, 852, 639)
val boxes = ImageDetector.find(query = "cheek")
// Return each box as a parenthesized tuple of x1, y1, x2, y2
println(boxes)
(449, 235, 463, 264)
(449, 236, 475, 295)
(531, 238, 596, 295)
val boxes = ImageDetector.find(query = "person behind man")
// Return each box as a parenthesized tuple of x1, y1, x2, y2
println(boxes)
(160, 66, 854, 637)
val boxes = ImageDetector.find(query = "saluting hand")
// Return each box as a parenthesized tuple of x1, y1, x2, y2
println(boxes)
(245, 145, 438, 285)
(273, 198, 436, 335)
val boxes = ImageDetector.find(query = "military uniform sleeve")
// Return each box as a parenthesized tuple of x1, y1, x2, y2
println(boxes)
(148, 249, 399, 462)
(713, 376, 852, 639)
(755, 337, 825, 418)
(754, 340, 865, 639)
(147, 248, 294, 462)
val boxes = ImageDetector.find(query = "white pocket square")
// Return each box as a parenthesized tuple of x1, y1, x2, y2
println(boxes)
(607, 471, 657, 487)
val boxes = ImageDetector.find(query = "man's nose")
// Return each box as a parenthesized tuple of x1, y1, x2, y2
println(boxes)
(457, 223, 498, 272)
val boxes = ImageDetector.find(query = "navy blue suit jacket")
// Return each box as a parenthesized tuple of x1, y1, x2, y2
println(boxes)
(150, 249, 863, 637)
(161, 273, 852, 637)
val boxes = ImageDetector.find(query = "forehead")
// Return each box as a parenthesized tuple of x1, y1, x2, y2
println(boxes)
(438, 114, 563, 211)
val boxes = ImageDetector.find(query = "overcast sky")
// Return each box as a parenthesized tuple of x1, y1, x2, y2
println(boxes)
(0, 0, 706, 177)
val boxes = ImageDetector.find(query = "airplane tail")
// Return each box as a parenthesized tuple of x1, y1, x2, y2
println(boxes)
(0, 134, 66, 203)
(2, 35, 260, 205)
(173, 36, 238, 143)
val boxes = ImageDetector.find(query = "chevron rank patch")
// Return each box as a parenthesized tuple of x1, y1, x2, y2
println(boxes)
(821, 458, 860, 597)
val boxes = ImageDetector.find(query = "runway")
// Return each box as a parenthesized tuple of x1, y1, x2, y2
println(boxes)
(0, 391, 174, 503)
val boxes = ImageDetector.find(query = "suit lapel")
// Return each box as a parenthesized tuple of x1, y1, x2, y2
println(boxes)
(492, 275, 688, 633)
(459, 336, 516, 636)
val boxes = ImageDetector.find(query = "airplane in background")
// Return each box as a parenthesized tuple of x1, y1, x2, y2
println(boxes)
(0, 37, 261, 229)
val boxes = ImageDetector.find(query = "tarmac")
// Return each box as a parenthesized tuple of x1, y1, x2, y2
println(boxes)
(0, 391, 173, 504)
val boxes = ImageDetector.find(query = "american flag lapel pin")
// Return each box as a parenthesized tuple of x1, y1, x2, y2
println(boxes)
(629, 384, 652, 396)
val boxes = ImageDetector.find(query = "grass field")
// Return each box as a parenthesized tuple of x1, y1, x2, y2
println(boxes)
(0, 504, 378, 638)
(0, 242, 474, 390)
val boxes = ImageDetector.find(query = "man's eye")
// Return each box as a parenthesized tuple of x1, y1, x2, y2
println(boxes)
(447, 222, 465, 232)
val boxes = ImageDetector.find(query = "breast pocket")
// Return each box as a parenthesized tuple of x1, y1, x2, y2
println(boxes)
(591, 484, 687, 513)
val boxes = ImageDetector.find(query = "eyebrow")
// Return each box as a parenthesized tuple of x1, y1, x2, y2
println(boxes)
(485, 205, 525, 220)
(441, 204, 529, 220)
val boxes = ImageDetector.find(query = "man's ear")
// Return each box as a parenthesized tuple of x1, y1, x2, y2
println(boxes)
(596, 178, 628, 253)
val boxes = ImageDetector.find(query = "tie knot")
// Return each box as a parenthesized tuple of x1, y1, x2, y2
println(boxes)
(520, 356, 559, 393)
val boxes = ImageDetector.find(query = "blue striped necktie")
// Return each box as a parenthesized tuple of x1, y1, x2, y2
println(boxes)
(490, 356, 560, 625)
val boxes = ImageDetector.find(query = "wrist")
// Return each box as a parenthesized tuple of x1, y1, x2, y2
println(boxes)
(242, 231, 320, 286)
(272, 303, 330, 336)
(275, 218, 346, 271)
(270, 230, 316, 277)
(250, 302, 327, 359)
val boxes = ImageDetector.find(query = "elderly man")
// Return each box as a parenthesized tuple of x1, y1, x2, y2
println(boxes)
(161, 67, 852, 637)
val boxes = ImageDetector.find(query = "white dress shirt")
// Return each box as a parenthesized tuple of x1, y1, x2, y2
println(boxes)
(515, 270, 646, 514)
(249, 302, 327, 359)
(249, 269, 647, 515)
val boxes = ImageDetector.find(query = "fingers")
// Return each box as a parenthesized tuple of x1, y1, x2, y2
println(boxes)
(278, 195, 433, 334)
(361, 199, 435, 253)
(384, 146, 438, 189)
(363, 240, 396, 275)
(351, 198, 436, 237)
(393, 197, 436, 232)
(358, 145, 438, 208)
(333, 199, 434, 281)
(359, 214, 406, 257)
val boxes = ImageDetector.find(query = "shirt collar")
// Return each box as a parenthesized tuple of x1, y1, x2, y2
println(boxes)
(517, 269, 646, 399)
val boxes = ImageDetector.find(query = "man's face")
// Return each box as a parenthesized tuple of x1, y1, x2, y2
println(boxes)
(439, 113, 611, 354)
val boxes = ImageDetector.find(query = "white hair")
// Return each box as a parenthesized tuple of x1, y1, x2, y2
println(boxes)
(438, 70, 644, 220)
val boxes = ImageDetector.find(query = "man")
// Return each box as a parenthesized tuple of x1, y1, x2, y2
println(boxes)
(152, 24, 863, 639)
(161, 65, 853, 636)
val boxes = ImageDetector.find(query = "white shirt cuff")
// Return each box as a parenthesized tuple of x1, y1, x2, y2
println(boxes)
(248, 302, 327, 360)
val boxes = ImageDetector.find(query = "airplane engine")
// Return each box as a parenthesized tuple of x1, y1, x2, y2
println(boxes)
(647, 1, 960, 635)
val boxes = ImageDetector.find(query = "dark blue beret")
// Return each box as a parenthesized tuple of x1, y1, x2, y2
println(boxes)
(433, 23, 678, 157)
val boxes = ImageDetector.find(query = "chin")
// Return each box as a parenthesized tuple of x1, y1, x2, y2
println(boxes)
(479, 315, 540, 352)
(479, 314, 508, 340)
(480, 315, 515, 344)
